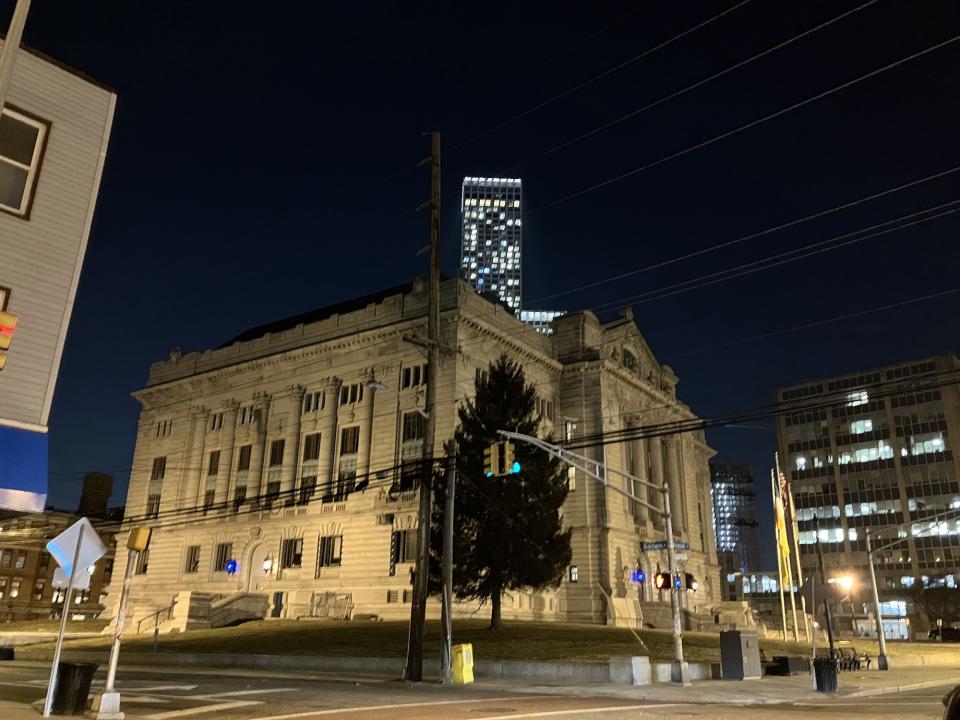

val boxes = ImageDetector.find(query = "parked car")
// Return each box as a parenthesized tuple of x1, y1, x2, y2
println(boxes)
(928, 626, 960, 641)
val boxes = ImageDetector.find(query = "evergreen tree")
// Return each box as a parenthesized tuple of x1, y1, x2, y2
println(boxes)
(430, 354, 571, 629)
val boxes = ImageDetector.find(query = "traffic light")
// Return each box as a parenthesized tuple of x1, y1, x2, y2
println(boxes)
(0, 310, 18, 371)
(630, 564, 646, 584)
(654, 571, 667, 590)
(673, 573, 682, 590)
(483, 441, 522, 478)
(685, 572, 699, 592)
(483, 444, 498, 477)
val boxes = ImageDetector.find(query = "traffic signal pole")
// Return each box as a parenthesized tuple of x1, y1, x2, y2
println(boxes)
(498, 430, 690, 686)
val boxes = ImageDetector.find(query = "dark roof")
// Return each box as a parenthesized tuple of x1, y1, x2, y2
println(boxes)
(219, 280, 418, 348)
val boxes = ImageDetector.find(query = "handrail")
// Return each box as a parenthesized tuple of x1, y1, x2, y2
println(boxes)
(136, 600, 176, 635)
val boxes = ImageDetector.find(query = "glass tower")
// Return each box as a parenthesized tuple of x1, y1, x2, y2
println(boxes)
(460, 177, 522, 311)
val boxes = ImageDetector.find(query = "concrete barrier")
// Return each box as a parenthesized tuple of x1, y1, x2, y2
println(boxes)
(0, 632, 101, 648)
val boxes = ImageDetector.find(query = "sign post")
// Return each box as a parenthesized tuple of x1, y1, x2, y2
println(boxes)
(42, 518, 107, 718)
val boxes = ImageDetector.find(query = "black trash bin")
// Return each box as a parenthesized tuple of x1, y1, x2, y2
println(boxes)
(813, 657, 838, 694)
(52, 661, 99, 715)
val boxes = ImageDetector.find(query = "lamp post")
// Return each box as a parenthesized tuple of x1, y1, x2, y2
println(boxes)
(864, 528, 889, 670)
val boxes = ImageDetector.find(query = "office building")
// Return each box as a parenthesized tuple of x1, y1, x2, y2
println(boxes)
(105, 278, 720, 632)
(710, 462, 760, 599)
(518, 309, 566, 335)
(460, 177, 522, 311)
(0, 36, 116, 511)
(776, 355, 960, 638)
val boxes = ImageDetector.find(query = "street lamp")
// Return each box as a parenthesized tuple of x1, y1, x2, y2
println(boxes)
(865, 528, 889, 670)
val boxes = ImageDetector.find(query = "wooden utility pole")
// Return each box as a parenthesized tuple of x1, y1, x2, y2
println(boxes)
(404, 131, 440, 682)
(0, 0, 32, 113)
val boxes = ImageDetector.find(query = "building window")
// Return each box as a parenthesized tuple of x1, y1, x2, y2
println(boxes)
(203, 489, 216, 515)
(0, 578, 6, 598)
(9, 579, 21, 598)
(209, 412, 224, 431)
(317, 535, 343, 571)
(239, 405, 256, 425)
(400, 412, 425, 490)
(233, 485, 247, 509)
(340, 383, 364, 405)
(214, 543, 233, 572)
(147, 456, 165, 518)
(33, 580, 45, 601)
(135, 550, 149, 575)
(391, 530, 418, 564)
(184, 545, 200, 574)
(302, 391, 324, 414)
(208, 450, 221, 476)
(269, 439, 285, 466)
(569, 565, 579, 583)
(336, 427, 359, 499)
(280, 538, 303, 569)
(622, 349, 637, 372)
(14, 549, 26, 569)
(401, 364, 426, 389)
(847, 390, 868, 407)
(0, 550, 8, 568)
(237, 445, 252, 471)
(155, 419, 173, 438)
(0, 106, 49, 218)
(564, 420, 577, 442)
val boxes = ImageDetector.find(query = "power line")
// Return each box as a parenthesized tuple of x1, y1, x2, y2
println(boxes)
(527, 162, 960, 305)
(525, 33, 960, 216)
(447, 1, 752, 152)
(588, 201, 960, 312)
(505, 1, 877, 174)
(670, 286, 960, 359)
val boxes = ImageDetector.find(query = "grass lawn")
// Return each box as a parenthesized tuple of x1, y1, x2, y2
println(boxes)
(0, 619, 109, 634)
(43, 619, 833, 664)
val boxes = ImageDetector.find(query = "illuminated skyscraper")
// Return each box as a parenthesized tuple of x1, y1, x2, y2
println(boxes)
(710, 462, 760, 599)
(460, 177, 522, 311)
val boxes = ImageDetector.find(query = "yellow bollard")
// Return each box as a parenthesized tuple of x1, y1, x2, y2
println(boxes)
(451, 643, 474, 684)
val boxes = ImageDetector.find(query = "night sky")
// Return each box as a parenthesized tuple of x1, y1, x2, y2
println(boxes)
(8, 1, 960, 569)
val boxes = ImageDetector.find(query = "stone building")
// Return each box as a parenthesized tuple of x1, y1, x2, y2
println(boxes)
(108, 279, 719, 630)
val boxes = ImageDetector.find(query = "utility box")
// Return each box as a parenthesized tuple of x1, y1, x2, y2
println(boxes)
(452, 643, 474, 684)
(720, 630, 762, 680)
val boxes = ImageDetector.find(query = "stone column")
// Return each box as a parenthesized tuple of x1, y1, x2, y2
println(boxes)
(629, 432, 648, 523)
(648, 435, 665, 531)
(180, 406, 208, 509)
(317, 378, 342, 497)
(217, 401, 240, 506)
(357, 378, 377, 483)
(249, 392, 272, 499)
(665, 436, 685, 534)
(279, 385, 306, 502)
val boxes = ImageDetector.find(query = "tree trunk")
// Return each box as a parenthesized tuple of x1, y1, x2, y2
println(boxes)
(490, 585, 502, 630)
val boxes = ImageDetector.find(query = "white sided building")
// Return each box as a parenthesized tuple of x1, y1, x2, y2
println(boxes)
(0, 38, 116, 511)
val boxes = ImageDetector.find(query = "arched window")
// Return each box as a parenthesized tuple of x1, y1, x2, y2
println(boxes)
(622, 349, 637, 372)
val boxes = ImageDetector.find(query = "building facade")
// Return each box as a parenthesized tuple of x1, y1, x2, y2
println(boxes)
(518, 309, 566, 335)
(776, 355, 960, 637)
(108, 279, 720, 630)
(709, 462, 760, 600)
(0, 38, 116, 511)
(460, 177, 522, 311)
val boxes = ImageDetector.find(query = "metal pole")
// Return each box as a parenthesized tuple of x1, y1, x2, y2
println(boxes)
(814, 517, 836, 657)
(440, 442, 456, 684)
(662, 481, 689, 686)
(0, 0, 31, 113)
(772, 470, 789, 641)
(405, 131, 440, 682)
(865, 529, 889, 670)
(104, 549, 137, 691)
(781, 459, 811, 643)
(44, 524, 84, 718)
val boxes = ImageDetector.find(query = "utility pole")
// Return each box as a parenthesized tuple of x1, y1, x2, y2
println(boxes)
(0, 0, 31, 113)
(865, 528, 889, 670)
(440, 440, 457, 683)
(405, 131, 440, 682)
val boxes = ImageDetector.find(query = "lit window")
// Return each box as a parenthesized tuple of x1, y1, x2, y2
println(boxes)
(847, 390, 868, 406)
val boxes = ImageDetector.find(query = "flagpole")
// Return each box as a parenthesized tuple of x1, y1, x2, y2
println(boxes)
(778, 451, 811, 642)
(775, 455, 800, 642)
(772, 469, 788, 642)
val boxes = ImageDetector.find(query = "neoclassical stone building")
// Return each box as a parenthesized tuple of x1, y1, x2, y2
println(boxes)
(108, 278, 719, 629)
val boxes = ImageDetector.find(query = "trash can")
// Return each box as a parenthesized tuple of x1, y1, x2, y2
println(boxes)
(452, 643, 474, 684)
(813, 657, 838, 694)
(52, 661, 99, 715)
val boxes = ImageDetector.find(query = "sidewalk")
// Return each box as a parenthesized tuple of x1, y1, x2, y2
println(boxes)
(481, 665, 960, 705)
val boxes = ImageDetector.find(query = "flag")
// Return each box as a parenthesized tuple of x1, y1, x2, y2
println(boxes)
(774, 482, 792, 587)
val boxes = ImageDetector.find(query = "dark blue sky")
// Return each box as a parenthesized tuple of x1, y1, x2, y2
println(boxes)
(9, 2, 960, 567)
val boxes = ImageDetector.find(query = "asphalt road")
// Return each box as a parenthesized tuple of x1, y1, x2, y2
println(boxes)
(0, 661, 949, 719)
